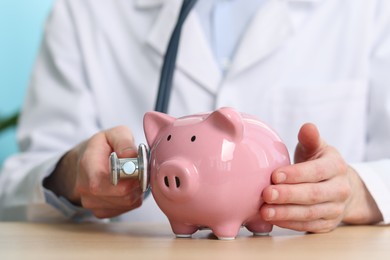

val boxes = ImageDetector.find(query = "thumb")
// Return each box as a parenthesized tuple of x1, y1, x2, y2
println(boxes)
(294, 123, 324, 163)
(105, 126, 138, 158)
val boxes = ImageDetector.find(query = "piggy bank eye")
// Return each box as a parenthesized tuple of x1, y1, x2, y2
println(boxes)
(191, 135, 196, 142)
(167, 135, 172, 141)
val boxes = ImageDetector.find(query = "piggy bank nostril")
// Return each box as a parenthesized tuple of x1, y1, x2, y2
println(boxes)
(175, 176, 181, 188)
(164, 176, 170, 187)
(163, 176, 181, 188)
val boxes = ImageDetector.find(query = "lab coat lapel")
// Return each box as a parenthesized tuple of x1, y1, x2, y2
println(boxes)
(142, 0, 181, 55)
(229, 0, 327, 77)
(176, 12, 222, 93)
(229, 0, 294, 77)
(143, 0, 221, 94)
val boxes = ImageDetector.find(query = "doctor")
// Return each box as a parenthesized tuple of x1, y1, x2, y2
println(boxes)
(0, 0, 388, 232)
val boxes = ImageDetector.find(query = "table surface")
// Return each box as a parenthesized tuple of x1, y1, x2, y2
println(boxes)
(0, 222, 389, 260)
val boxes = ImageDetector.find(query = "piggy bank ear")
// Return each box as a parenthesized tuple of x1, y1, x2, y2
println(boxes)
(143, 111, 175, 147)
(206, 107, 244, 141)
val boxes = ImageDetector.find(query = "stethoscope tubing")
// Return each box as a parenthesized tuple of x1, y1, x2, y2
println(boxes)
(154, 0, 198, 113)
(110, 0, 198, 191)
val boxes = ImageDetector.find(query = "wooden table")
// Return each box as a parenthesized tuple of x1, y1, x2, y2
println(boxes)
(0, 222, 389, 259)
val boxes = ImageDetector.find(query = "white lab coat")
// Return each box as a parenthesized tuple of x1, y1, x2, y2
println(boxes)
(1, 0, 390, 223)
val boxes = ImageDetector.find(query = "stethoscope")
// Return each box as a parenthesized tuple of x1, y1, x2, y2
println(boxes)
(109, 0, 198, 192)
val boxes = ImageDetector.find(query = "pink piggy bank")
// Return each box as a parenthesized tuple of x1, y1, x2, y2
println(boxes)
(143, 107, 290, 240)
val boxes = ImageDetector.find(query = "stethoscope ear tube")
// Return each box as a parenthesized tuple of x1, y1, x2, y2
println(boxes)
(109, 144, 150, 192)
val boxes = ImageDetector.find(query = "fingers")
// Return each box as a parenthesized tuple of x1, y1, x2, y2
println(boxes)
(76, 177, 141, 198)
(274, 122, 344, 185)
(263, 155, 350, 233)
(82, 126, 137, 169)
(261, 186, 347, 233)
(272, 150, 347, 184)
(263, 218, 341, 233)
(105, 126, 137, 157)
(261, 183, 346, 232)
(261, 203, 344, 221)
(81, 183, 143, 219)
(78, 126, 138, 193)
(261, 202, 345, 233)
(74, 126, 142, 218)
(260, 123, 352, 233)
(294, 123, 325, 163)
(261, 203, 345, 233)
(79, 179, 144, 218)
(263, 178, 350, 205)
(297, 123, 321, 153)
(81, 192, 142, 212)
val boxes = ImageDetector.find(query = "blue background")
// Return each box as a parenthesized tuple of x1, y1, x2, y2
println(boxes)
(0, 0, 54, 165)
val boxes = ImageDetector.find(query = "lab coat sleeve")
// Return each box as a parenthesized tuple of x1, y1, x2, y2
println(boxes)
(0, 0, 100, 221)
(352, 0, 390, 224)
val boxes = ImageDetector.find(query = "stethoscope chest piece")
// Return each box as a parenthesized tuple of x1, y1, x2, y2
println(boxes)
(109, 144, 149, 192)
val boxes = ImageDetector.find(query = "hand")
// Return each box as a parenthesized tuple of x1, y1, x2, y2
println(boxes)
(44, 126, 143, 218)
(260, 123, 383, 233)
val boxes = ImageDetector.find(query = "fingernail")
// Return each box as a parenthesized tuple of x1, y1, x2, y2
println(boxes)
(121, 147, 136, 152)
(275, 172, 286, 184)
(267, 208, 276, 220)
(119, 147, 137, 156)
(271, 189, 279, 201)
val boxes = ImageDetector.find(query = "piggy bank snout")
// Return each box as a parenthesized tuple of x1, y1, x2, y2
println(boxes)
(156, 159, 199, 202)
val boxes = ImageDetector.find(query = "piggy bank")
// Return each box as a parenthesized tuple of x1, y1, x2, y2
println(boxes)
(143, 107, 290, 240)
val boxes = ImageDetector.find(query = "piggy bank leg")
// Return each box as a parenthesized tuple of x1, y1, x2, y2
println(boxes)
(211, 222, 242, 240)
(245, 218, 273, 236)
(169, 220, 198, 238)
